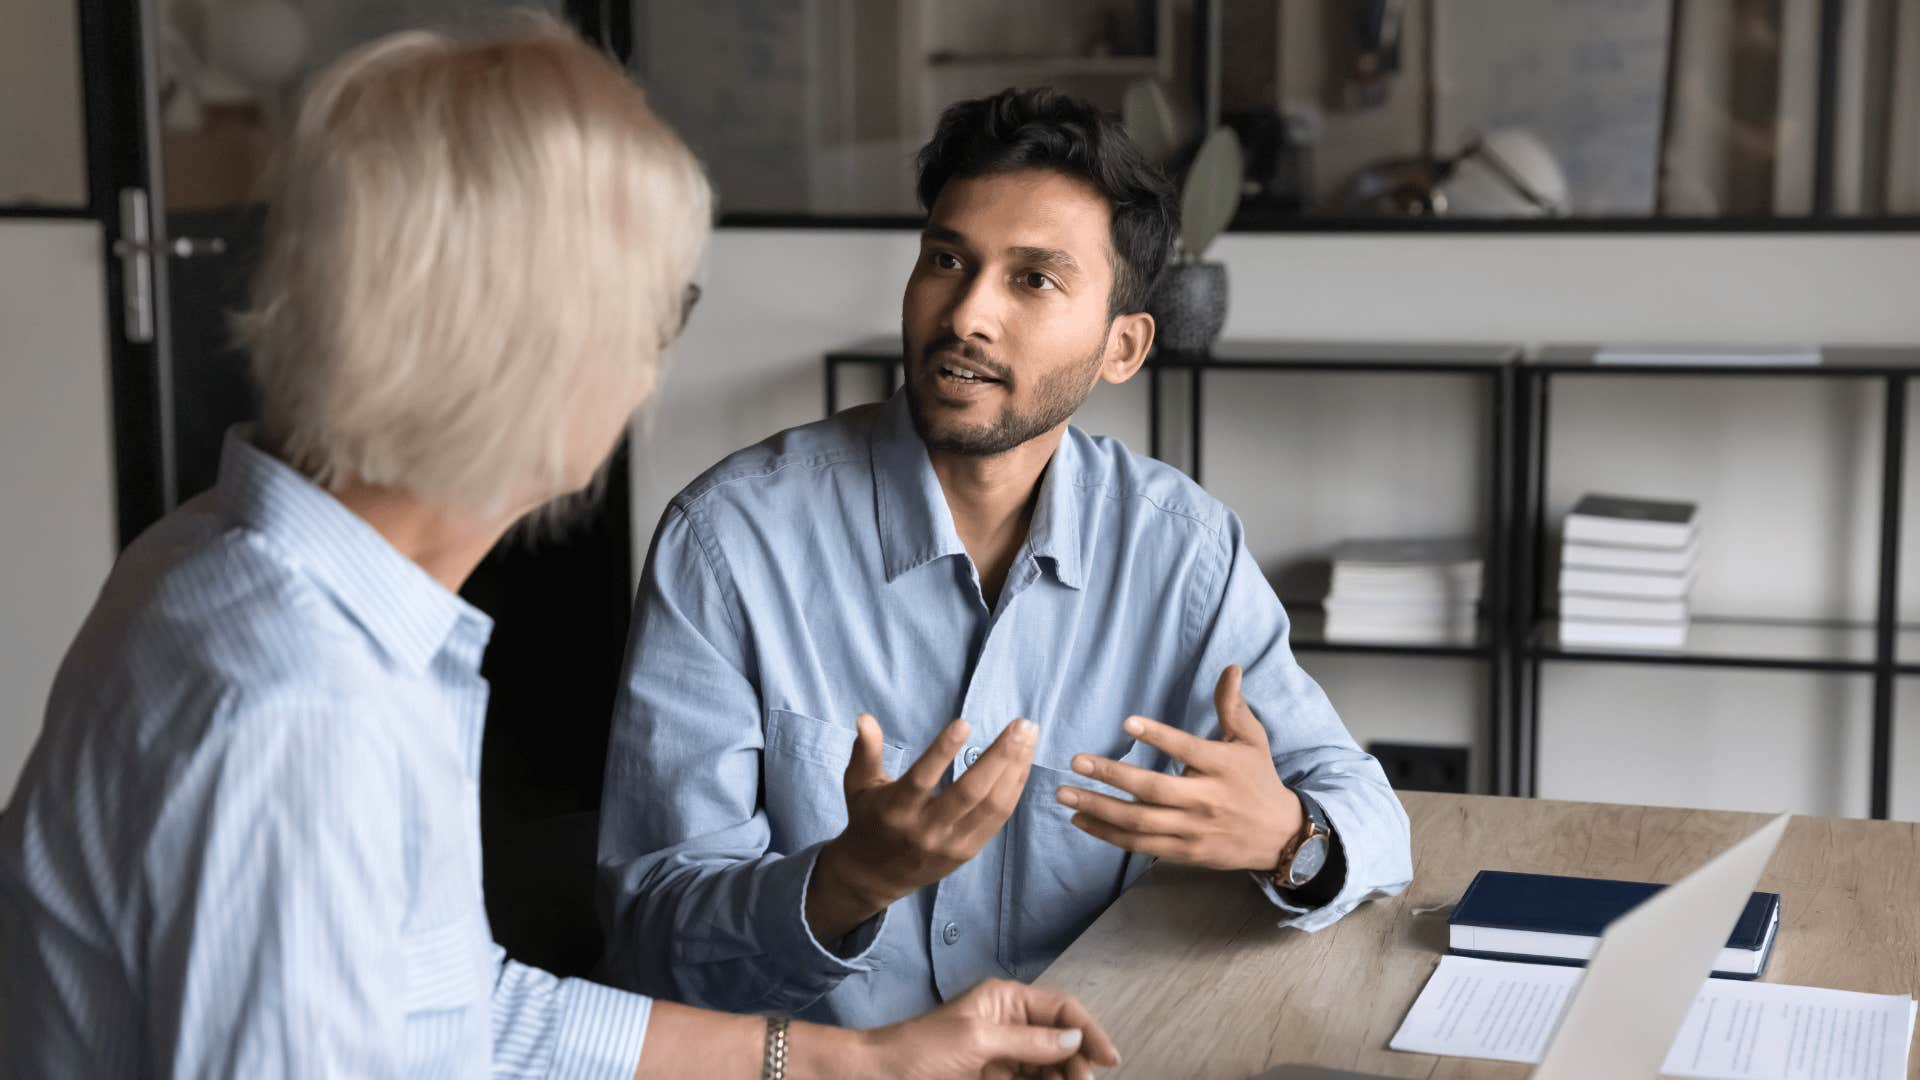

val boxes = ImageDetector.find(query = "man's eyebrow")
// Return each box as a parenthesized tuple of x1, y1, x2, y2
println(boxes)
(920, 227, 1083, 279)
(1011, 246, 1082, 278)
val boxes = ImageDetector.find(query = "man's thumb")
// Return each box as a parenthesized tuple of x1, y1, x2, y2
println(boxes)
(1214, 664, 1267, 746)
(976, 1022, 1083, 1067)
(845, 713, 889, 794)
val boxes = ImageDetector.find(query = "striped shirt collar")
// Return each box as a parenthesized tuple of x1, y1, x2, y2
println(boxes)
(214, 426, 492, 674)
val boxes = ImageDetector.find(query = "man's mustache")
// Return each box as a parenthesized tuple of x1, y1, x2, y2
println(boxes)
(922, 338, 1011, 382)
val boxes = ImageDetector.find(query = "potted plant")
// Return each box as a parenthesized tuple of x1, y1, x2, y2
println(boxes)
(1123, 80, 1243, 354)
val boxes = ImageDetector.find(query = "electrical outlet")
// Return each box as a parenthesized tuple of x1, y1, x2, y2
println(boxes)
(1368, 742, 1469, 793)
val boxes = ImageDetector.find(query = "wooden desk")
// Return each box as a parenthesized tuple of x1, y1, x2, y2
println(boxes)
(1034, 792, 1920, 1078)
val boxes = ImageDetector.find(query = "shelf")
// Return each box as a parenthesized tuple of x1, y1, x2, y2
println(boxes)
(826, 338, 900, 363)
(1287, 606, 1493, 659)
(1166, 340, 1519, 372)
(1531, 345, 1920, 377)
(1889, 627, 1920, 674)
(925, 53, 1162, 76)
(828, 339, 1522, 372)
(1530, 616, 1878, 672)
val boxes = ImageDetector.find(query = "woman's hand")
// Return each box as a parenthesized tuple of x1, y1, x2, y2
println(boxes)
(858, 978, 1122, 1079)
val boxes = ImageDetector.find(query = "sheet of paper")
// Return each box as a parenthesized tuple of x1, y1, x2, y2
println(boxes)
(1389, 955, 1580, 1064)
(1390, 956, 1917, 1079)
(1664, 978, 1917, 1080)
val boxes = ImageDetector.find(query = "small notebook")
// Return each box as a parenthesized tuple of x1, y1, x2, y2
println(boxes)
(1449, 869, 1781, 979)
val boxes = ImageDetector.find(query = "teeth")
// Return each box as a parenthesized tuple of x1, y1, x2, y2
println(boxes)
(942, 364, 981, 381)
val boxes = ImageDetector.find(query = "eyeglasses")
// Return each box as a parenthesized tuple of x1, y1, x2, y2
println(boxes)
(664, 282, 702, 346)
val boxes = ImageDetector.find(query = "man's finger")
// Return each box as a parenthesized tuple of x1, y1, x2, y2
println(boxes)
(1054, 785, 1189, 836)
(844, 713, 890, 796)
(1068, 752, 1200, 807)
(927, 719, 1031, 812)
(1119, 714, 1230, 772)
(1213, 664, 1270, 749)
(1015, 986, 1121, 1068)
(950, 729, 1037, 841)
(972, 1021, 1086, 1069)
(899, 717, 971, 793)
(934, 720, 1035, 828)
(1068, 813, 1191, 860)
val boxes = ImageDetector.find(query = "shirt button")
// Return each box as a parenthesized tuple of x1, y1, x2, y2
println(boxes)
(942, 921, 961, 945)
(963, 746, 982, 767)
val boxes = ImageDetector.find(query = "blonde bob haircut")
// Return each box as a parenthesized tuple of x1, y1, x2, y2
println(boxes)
(239, 13, 711, 518)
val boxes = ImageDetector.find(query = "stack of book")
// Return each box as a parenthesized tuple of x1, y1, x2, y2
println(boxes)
(1558, 494, 1700, 649)
(1323, 538, 1483, 645)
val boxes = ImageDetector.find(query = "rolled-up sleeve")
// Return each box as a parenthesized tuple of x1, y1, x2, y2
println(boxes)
(596, 503, 885, 1015)
(1180, 513, 1414, 931)
(490, 952, 651, 1080)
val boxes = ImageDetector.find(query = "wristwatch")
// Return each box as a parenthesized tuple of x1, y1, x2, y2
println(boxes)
(1269, 790, 1332, 891)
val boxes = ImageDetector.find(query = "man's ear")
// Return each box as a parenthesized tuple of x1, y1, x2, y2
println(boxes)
(1099, 311, 1155, 385)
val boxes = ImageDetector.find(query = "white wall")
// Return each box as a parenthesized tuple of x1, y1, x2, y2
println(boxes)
(0, 221, 116, 792)
(637, 229, 1920, 820)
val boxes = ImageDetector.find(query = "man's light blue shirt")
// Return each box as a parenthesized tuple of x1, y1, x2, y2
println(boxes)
(0, 431, 650, 1078)
(598, 393, 1412, 1027)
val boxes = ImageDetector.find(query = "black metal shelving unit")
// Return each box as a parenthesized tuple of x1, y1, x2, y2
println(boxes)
(1511, 346, 1920, 818)
(825, 337, 1523, 792)
(825, 340, 1920, 818)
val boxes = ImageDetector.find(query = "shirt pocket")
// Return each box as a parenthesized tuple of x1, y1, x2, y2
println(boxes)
(762, 708, 909, 852)
(997, 738, 1160, 982)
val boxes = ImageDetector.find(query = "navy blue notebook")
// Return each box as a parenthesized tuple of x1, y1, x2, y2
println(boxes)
(1448, 869, 1782, 980)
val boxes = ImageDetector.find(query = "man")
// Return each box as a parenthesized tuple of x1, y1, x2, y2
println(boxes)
(598, 88, 1412, 1028)
(0, 28, 1117, 1079)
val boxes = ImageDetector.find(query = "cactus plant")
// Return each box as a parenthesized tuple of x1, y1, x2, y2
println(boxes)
(1123, 79, 1243, 351)
(1122, 80, 1243, 262)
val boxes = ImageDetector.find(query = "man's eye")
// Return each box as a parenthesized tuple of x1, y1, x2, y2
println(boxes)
(1021, 271, 1056, 291)
(932, 252, 963, 270)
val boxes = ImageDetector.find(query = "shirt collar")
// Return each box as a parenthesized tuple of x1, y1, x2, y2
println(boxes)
(214, 426, 493, 673)
(869, 393, 1085, 590)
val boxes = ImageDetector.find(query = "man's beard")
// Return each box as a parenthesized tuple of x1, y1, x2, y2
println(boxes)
(905, 333, 1107, 457)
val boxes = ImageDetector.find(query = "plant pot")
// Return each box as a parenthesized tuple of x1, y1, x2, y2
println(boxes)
(1146, 260, 1228, 354)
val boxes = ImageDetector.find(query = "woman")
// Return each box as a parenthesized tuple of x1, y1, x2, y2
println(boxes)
(0, 17, 1118, 1079)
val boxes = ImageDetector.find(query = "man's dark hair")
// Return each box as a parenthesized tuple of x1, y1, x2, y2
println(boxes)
(915, 87, 1177, 318)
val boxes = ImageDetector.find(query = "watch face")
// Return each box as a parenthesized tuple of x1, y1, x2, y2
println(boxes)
(1290, 835, 1329, 886)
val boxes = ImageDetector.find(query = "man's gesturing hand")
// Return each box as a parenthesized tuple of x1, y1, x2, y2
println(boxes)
(1053, 664, 1305, 873)
(807, 714, 1036, 943)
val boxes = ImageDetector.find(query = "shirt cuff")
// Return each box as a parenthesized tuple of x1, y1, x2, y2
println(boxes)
(748, 839, 889, 1011)
(547, 978, 652, 1080)
(1250, 787, 1356, 930)
(790, 839, 890, 964)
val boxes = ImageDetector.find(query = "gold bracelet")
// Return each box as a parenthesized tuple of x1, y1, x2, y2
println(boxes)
(761, 1016, 790, 1080)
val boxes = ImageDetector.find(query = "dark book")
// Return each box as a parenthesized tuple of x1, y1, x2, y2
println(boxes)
(1448, 869, 1780, 980)
(1564, 494, 1699, 549)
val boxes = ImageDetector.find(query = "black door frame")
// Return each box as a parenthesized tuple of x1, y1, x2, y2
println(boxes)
(79, 0, 637, 549)
(70, 0, 172, 548)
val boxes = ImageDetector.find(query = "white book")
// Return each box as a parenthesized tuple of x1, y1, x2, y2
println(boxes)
(1559, 594, 1689, 623)
(1561, 537, 1699, 574)
(1559, 619, 1689, 649)
(1559, 564, 1696, 600)
(1323, 620, 1478, 646)
(1324, 596, 1477, 619)
(1563, 494, 1698, 549)
(1325, 582, 1482, 608)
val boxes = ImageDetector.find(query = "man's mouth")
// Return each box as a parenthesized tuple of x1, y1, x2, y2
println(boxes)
(930, 351, 1004, 386)
(939, 362, 1000, 383)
